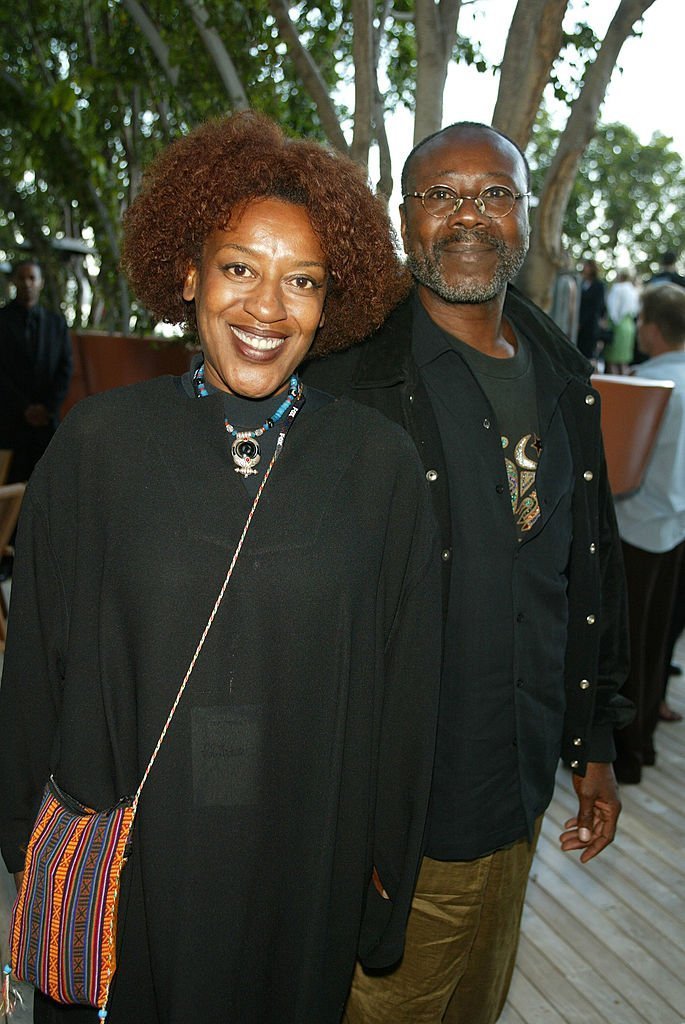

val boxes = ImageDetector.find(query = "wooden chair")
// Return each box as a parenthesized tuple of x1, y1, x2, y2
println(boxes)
(0, 449, 13, 485)
(0, 482, 26, 651)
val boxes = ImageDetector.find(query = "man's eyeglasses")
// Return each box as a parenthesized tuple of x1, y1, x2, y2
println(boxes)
(403, 184, 530, 220)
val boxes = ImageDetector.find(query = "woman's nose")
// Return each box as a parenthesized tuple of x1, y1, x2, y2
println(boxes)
(244, 281, 287, 322)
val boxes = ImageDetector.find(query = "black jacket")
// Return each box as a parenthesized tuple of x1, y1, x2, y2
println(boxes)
(0, 300, 72, 435)
(304, 287, 633, 773)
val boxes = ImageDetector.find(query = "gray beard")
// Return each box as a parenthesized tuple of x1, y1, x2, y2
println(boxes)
(405, 229, 528, 304)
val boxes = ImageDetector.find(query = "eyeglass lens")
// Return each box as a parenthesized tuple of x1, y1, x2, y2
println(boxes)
(422, 186, 516, 219)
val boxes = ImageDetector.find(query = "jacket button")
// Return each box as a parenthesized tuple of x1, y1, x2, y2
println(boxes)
(580, 679, 590, 690)
(426, 469, 438, 482)
(585, 394, 596, 405)
(483, 418, 491, 429)
(441, 549, 451, 562)
(573, 737, 582, 746)
(496, 484, 504, 494)
(589, 542, 596, 554)
(583, 470, 593, 482)
(408, 393, 415, 403)
(586, 614, 596, 624)
(570, 759, 580, 769)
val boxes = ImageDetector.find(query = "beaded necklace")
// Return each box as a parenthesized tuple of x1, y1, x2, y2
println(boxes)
(193, 362, 304, 477)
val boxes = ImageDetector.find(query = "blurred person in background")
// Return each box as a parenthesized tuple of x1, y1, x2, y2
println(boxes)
(648, 250, 685, 288)
(0, 258, 72, 483)
(604, 268, 640, 374)
(576, 258, 606, 361)
(0, 258, 72, 580)
(613, 283, 685, 782)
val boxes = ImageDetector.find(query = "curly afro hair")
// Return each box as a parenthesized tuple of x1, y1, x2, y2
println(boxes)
(120, 111, 410, 356)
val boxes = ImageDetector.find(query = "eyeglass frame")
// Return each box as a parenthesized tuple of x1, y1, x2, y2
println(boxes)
(403, 184, 531, 219)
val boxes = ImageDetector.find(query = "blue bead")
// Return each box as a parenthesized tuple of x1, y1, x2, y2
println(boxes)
(98, 1010, 108, 1020)
(3, 964, 11, 975)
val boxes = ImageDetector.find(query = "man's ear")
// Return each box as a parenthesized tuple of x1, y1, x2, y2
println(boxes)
(182, 265, 197, 301)
(399, 204, 408, 254)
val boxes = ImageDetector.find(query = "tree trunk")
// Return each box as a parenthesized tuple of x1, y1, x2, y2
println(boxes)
(374, 85, 393, 198)
(350, 0, 374, 167)
(1, 65, 128, 328)
(518, 0, 657, 311)
(370, 0, 393, 195)
(268, 0, 349, 155)
(414, 0, 461, 143)
(492, 0, 569, 148)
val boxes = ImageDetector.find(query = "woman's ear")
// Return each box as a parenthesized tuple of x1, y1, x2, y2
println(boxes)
(183, 265, 197, 301)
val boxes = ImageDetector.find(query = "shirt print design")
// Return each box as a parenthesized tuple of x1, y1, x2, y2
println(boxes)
(501, 433, 543, 534)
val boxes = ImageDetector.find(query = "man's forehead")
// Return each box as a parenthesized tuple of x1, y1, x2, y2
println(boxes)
(409, 129, 524, 183)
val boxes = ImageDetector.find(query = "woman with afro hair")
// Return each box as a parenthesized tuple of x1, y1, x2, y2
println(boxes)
(0, 111, 441, 1023)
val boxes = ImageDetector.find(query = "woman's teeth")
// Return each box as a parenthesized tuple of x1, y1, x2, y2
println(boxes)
(232, 327, 285, 351)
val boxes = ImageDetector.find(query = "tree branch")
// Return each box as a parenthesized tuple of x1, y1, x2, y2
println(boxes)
(267, 0, 349, 154)
(121, 0, 180, 87)
(182, 0, 250, 110)
(520, 0, 657, 309)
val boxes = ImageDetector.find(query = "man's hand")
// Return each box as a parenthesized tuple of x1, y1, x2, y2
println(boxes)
(559, 761, 621, 863)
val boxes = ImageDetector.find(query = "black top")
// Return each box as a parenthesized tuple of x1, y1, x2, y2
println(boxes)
(436, 318, 541, 539)
(303, 287, 633, 853)
(412, 302, 574, 858)
(181, 364, 326, 495)
(0, 377, 441, 1023)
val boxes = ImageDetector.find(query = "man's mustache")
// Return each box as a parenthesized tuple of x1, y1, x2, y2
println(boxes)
(434, 229, 504, 251)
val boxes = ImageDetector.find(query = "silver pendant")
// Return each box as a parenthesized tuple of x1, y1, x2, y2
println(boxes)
(231, 436, 260, 477)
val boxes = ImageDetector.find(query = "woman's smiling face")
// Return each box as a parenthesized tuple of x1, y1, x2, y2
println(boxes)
(183, 197, 328, 399)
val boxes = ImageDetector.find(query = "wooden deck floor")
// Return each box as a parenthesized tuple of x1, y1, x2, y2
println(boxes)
(501, 632, 685, 1024)
(1, 619, 684, 1023)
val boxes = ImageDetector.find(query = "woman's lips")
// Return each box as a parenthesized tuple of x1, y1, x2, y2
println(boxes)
(231, 325, 286, 351)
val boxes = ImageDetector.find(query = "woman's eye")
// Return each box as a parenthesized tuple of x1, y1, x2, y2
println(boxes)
(290, 275, 318, 290)
(222, 263, 254, 278)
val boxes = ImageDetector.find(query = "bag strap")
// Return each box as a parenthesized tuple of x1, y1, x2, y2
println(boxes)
(131, 398, 303, 816)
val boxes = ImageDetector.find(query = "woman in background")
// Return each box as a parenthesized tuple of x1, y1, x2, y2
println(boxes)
(604, 268, 640, 373)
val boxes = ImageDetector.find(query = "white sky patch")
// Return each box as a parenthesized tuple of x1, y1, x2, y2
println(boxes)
(371, 0, 682, 225)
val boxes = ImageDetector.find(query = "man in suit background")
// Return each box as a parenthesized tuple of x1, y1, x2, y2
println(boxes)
(0, 258, 72, 483)
(0, 257, 72, 577)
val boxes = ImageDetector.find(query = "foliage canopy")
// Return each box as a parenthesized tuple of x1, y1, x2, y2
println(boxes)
(0, 0, 675, 330)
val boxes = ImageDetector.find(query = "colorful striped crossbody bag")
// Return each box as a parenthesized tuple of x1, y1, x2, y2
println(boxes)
(4, 398, 302, 1020)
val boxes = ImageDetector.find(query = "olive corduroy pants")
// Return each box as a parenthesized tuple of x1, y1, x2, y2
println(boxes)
(343, 818, 542, 1024)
